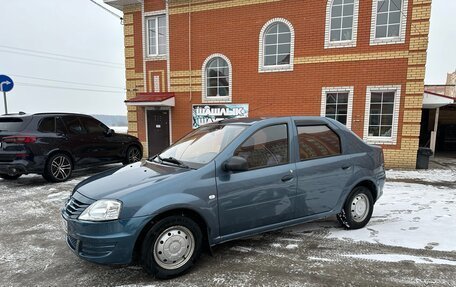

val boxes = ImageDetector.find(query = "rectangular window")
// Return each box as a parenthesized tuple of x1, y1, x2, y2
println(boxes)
(364, 86, 401, 144)
(321, 87, 353, 129)
(368, 91, 395, 137)
(146, 15, 166, 56)
(370, 0, 408, 45)
(325, 92, 349, 125)
(297, 125, 341, 161)
(375, 0, 402, 38)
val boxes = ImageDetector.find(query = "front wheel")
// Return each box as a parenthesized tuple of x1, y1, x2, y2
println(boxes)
(0, 174, 22, 180)
(43, 153, 73, 182)
(337, 186, 374, 230)
(141, 216, 203, 279)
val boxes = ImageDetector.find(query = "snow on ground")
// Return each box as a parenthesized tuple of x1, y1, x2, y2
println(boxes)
(343, 254, 456, 266)
(327, 169, 456, 252)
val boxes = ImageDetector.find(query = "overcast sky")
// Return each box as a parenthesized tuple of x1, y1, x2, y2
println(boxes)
(0, 0, 455, 116)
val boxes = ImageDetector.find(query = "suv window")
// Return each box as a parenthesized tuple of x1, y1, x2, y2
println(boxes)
(0, 118, 25, 132)
(297, 125, 341, 161)
(80, 117, 107, 134)
(234, 124, 289, 170)
(38, 117, 55, 133)
(62, 116, 86, 135)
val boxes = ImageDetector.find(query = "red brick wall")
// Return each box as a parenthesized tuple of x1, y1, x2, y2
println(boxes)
(126, 0, 431, 167)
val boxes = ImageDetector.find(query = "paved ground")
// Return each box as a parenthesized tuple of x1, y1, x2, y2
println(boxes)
(1, 164, 456, 287)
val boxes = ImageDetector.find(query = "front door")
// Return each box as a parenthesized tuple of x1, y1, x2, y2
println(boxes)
(147, 110, 170, 157)
(216, 124, 297, 236)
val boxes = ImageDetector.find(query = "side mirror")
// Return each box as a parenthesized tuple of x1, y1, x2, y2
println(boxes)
(105, 129, 115, 136)
(222, 156, 248, 172)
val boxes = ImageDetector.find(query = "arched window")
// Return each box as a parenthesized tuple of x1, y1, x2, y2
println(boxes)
(259, 18, 294, 72)
(325, 0, 359, 48)
(202, 54, 232, 103)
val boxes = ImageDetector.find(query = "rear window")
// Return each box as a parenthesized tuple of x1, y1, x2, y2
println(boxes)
(0, 118, 26, 132)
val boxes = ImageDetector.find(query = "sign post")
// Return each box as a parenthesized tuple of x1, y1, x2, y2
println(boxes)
(0, 75, 14, 114)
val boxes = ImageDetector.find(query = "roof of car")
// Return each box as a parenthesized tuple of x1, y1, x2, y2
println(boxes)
(215, 116, 332, 125)
(1, 112, 93, 118)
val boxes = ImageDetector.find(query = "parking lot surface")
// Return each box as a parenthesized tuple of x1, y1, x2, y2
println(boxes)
(1, 165, 455, 287)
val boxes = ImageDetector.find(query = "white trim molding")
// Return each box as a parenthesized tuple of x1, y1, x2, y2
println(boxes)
(324, 0, 360, 49)
(201, 53, 233, 103)
(258, 18, 295, 73)
(321, 86, 354, 130)
(363, 85, 402, 145)
(370, 0, 409, 46)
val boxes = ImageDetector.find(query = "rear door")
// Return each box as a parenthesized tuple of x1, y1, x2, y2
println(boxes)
(216, 123, 297, 236)
(61, 116, 94, 166)
(294, 123, 353, 218)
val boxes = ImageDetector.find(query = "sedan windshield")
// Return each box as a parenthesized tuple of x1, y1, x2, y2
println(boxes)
(156, 124, 246, 167)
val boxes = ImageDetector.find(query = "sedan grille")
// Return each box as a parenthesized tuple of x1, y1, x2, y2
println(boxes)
(65, 197, 91, 219)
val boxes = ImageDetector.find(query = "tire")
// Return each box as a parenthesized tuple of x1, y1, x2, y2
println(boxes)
(0, 174, 22, 180)
(43, 153, 73, 182)
(141, 215, 203, 279)
(123, 145, 142, 165)
(338, 186, 374, 230)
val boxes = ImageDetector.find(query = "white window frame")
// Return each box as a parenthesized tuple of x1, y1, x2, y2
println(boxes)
(258, 18, 295, 73)
(321, 87, 354, 129)
(363, 85, 401, 145)
(145, 11, 167, 59)
(324, 0, 360, 49)
(202, 53, 232, 103)
(370, 0, 409, 45)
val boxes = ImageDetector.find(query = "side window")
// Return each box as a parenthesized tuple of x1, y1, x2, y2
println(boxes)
(38, 117, 55, 133)
(297, 125, 341, 161)
(62, 116, 86, 135)
(81, 118, 107, 134)
(234, 124, 289, 170)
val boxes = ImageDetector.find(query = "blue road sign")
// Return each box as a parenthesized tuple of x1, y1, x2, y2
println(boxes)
(0, 75, 14, 92)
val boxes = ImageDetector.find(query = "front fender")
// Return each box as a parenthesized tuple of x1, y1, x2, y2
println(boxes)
(132, 193, 219, 244)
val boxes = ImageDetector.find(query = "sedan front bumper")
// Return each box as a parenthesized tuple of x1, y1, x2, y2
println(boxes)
(61, 211, 151, 265)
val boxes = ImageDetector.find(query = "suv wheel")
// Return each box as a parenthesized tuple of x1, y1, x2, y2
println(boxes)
(337, 186, 374, 230)
(43, 153, 73, 182)
(141, 216, 203, 279)
(0, 174, 22, 180)
(123, 146, 142, 165)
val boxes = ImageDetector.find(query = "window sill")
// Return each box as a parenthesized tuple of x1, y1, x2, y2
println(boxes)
(145, 55, 167, 61)
(202, 97, 232, 104)
(364, 136, 397, 145)
(325, 40, 357, 49)
(259, 65, 293, 73)
(370, 37, 405, 46)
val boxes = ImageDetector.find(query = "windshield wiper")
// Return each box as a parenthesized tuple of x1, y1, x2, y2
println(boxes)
(155, 155, 192, 169)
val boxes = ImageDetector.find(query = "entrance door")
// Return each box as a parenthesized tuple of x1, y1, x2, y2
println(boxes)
(147, 110, 170, 157)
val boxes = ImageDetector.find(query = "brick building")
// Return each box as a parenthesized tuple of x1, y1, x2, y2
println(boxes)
(105, 0, 432, 168)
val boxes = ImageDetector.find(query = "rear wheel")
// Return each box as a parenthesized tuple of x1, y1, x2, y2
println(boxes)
(0, 174, 22, 180)
(43, 153, 73, 182)
(337, 186, 374, 230)
(141, 216, 202, 279)
(123, 145, 142, 165)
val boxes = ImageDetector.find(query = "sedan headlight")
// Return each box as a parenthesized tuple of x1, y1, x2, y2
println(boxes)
(79, 199, 122, 221)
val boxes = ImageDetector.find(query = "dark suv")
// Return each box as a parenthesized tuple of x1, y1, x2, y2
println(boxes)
(0, 113, 142, 182)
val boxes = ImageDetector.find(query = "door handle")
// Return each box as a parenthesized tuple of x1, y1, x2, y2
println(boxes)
(281, 174, 294, 182)
(342, 166, 351, 170)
